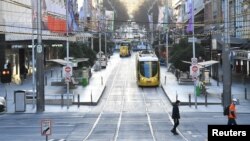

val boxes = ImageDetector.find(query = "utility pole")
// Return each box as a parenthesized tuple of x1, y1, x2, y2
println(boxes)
(36, 0, 45, 112)
(222, 0, 232, 107)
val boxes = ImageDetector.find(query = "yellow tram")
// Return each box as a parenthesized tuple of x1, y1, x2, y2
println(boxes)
(136, 50, 160, 87)
(119, 41, 132, 57)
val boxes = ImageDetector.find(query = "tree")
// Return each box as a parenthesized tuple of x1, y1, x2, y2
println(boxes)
(133, 1, 148, 29)
(169, 38, 205, 72)
(60, 42, 97, 67)
(103, 0, 129, 30)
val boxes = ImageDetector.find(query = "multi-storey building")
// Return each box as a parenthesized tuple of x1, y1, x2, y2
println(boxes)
(0, 0, 80, 84)
(172, 0, 250, 77)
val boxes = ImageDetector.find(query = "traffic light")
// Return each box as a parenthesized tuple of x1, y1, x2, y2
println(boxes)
(1, 69, 11, 83)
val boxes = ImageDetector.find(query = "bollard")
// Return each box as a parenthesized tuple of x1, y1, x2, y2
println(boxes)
(61, 94, 64, 107)
(176, 94, 178, 102)
(205, 93, 207, 107)
(217, 80, 219, 86)
(101, 76, 103, 85)
(61, 70, 63, 77)
(189, 94, 191, 107)
(78, 94, 80, 107)
(91, 92, 93, 105)
(165, 76, 166, 85)
(44, 76, 47, 86)
(245, 88, 247, 100)
(221, 93, 223, 106)
(51, 69, 53, 77)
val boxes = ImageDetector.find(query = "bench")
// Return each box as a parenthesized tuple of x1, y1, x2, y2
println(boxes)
(178, 77, 194, 85)
(51, 77, 79, 89)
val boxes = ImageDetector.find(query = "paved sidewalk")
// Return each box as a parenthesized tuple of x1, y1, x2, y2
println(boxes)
(160, 66, 250, 114)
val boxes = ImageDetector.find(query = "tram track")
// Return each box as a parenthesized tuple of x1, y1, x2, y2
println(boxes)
(82, 61, 122, 141)
(113, 64, 128, 141)
(83, 53, 189, 141)
(141, 88, 157, 141)
(155, 87, 189, 141)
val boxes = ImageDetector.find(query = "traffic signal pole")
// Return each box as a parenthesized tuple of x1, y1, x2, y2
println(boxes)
(36, 0, 45, 112)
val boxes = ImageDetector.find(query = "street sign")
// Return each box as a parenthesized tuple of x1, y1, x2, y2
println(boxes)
(65, 66, 71, 73)
(41, 120, 51, 136)
(191, 57, 198, 65)
(188, 37, 200, 43)
(37, 45, 42, 53)
(190, 65, 200, 77)
(188, 37, 196, 43)
(63, 65, 72, 77)
(192, 65, 198, 72)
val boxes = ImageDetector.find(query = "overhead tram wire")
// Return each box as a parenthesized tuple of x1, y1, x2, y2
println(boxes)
(2, 24, 250, 38)
(2, 17, 250, 38)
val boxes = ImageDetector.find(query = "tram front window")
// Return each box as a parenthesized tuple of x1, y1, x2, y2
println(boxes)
(139, 61, 158, 78)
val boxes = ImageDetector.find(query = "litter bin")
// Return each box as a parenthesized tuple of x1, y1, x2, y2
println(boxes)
(82, 67, 89, 86)
(196, 85, 201, 96)
(14, 90, 26, 112)
(82, 78, 88, 86)
(82, 68, 89, 79)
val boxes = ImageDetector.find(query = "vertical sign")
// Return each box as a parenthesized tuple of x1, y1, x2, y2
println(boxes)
(63, 65, 72, 83)
(41, 120, 51, 136)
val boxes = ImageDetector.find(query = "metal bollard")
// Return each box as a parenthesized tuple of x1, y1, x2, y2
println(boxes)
(189, 94, 191, 107)
(205, 93, 207, 107)
(245, 88, 247, 100)
(101, 76, 103, 85)
(51, 69, 53, 77)
(61, 94, 64, 107)
(61, 70, 63, 77)
(91, 92, 93, 105)
(221, 93, 223, 106)
(165, 76, 166, 85)
(44, 76, 47, 86)
(78, 94, 80, 107)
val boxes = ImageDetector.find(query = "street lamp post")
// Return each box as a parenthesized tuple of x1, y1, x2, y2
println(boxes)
(222, 0, 232, 107)
(36, 0, 45, 112)
(217, 53, 221, 86)
(164, 0, 169, 68)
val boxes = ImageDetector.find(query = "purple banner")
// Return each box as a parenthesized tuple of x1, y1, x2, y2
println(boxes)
(186, 0, 193, 33)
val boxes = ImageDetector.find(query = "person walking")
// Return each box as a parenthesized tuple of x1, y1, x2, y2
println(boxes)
(171, 100, 181, 135)
(228, 98, 237, 125)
